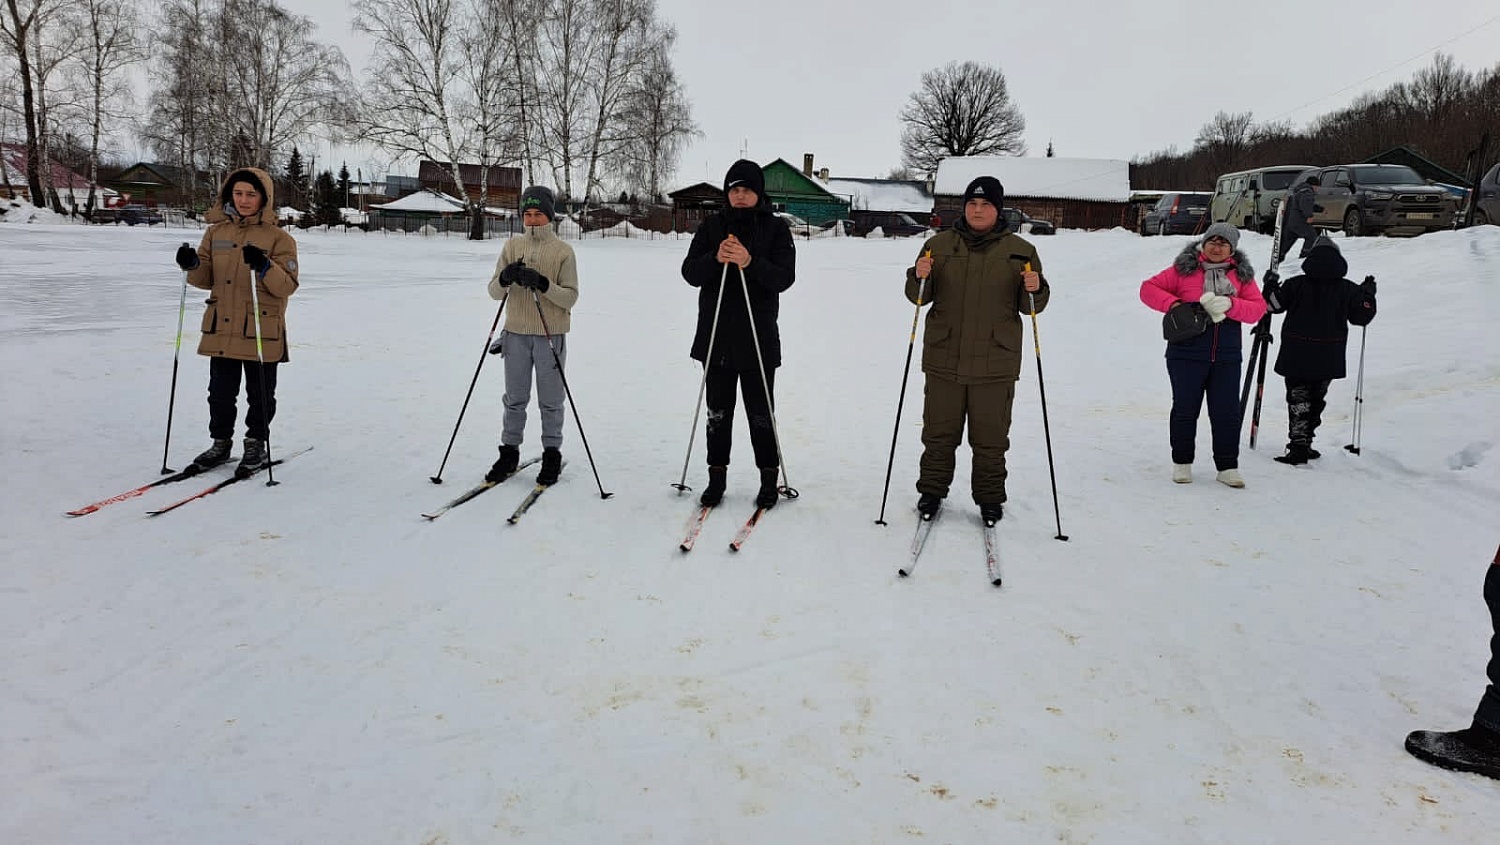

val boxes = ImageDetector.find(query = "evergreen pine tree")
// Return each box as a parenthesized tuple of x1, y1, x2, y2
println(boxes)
(337, 163, 351, 211)
(314, 171, 340, 226)
(285, 147, 306, 210)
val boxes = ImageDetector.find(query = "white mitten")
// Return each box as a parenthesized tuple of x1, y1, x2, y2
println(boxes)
(1200, 292, 1232, 323)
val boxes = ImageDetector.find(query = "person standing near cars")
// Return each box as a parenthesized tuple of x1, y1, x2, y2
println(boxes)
(681, 159, 797, 510)
(173, 167, 299, 477)
(1279, 174, 1322, 262)
(905, 176, 1047, 524)
(1139, 222, 1266, 488)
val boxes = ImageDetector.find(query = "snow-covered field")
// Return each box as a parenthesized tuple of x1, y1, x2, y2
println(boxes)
(3, 214, 1497, 843)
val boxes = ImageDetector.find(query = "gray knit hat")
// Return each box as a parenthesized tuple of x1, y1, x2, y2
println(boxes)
(1202, 221, 1240, 249)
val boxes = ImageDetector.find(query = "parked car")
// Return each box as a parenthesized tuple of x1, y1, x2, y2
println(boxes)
(118, 204, 163, 226)
(1295, 164, 1456, 236)
(1002, 207, 1056, 235)
(1209, 165, 1316, 233)
(1472, 162, 1499, 226)
(1138, 192, 1211, 236)
(819, 218, 854, 236)
(89, 207, 120, 224)
(850, 210, 928, 237)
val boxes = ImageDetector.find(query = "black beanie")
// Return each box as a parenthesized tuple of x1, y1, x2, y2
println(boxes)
(222, 169, 267, 206)
(520, 185, 556, 221)
(723, 159, 765, 201)
(962, 176, 1004, 207)
(1300, 236, 1347, 278)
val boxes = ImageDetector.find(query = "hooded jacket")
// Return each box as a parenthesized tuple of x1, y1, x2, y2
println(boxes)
(1268, 243, 1377, 380)
(186, 167, 300, 362)
(903, 217, 1050, 384)
(1140, 241, 1266, 362)
(681, 191, 796, 370)
(487, 223, 580, 334)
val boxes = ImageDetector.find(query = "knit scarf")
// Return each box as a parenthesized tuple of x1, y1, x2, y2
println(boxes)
(1201, 260, 1235, 297)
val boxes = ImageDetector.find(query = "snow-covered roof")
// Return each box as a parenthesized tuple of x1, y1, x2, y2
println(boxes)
(934, 157, 1131, 202)
(368, 189, 466, 213)
(822, 178, 930, 212)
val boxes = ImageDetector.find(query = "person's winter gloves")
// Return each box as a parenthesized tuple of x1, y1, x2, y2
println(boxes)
(174, 244, 199, 271)
(1200, 292, 1233, 323)
(499, 260, 550, 292)
(1361, 276, 1377, 297)
(1262, 279, 1284, 313)
(241, 244, 270, 273)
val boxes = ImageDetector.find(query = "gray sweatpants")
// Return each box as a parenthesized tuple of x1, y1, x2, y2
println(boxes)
(499, 331, 567, 449)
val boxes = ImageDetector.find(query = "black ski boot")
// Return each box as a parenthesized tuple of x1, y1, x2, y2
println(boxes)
(700, 466, 727, 506)
(1275, 444, 1312, 465)
(191, 438, 232, 471)
(755, 468, 780, 509)
(980, 503, 1004, 526)
(1307, 447, 1322, 460)
(536, 448, 562, 486)
(917, 493, 943, 519)
(235, 438, 268, 478)
(486, 444, 520, 483)
(1405, 723, 1500, 781)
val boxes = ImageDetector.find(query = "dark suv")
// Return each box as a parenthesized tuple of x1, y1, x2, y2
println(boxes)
(851, 210, 929, 237)
(1140, 192, 1211, 235)
(1298, 164, 1455, 236)
(1471, 162, 1499, 226)
(119, 204, 164, 226)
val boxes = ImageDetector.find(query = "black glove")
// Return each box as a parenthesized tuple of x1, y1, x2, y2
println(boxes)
(498, 260, 525, 287)
(1262, 278, 1283, 312)
(175, 243, 199, 271)
(1360, 275, 1376, 296)
(241, 244, 269, 272)
(518, 270, 550, 293)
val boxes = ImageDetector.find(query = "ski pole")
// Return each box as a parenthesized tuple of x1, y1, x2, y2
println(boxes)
(1248, 315, 1273, 449)
(737, 262, 798, 502)
(160, 260, 191, 474)
(1238, 271, 1274, 438)
(529, 289, 613, 499)
(429, 293, 508, 483)
(875, 249, 930, 526)
(246, 257, 277, 487)
(672, 262, 729, 493)
(1346, 324, 1366, 455)
(1025, 262, 1067, 542)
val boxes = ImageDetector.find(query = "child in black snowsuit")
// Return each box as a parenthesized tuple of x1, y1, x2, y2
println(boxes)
(1262, 236, 1376, 464)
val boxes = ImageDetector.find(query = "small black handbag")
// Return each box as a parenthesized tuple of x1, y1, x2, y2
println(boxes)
(1162, 301, 1210, 343)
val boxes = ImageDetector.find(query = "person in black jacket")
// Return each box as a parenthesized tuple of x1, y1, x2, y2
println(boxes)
(1278, 175, 1322, 263)
(681, 160, 797, 509)
(1262, 236, 1376, 464)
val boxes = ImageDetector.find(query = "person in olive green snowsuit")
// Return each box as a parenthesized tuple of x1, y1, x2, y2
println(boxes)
(904, 176, 1050, 523)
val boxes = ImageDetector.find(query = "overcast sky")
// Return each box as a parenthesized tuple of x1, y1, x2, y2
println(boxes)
(297, 0, 1499, 185)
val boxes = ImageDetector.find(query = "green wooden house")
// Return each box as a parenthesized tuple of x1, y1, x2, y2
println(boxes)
(761, 159, 849, 224)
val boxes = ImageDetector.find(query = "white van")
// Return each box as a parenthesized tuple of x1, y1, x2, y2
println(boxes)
(1209, 166, 1316, 233)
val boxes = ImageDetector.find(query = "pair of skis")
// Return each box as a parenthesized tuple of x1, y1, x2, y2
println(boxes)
(65, 447, 313, 517)
(899, 508, 1003, 587)
(678, 503, 767, 553)
(420, 457, 563, 525)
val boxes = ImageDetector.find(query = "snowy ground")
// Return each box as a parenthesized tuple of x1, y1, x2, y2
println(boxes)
(3, 215, 1498, 843)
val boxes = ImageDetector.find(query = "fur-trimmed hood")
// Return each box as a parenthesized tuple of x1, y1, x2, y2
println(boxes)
(204, 166, 278, 226)
(1172, 239, 1255, 282)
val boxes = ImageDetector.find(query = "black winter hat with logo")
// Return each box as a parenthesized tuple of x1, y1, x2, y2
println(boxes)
(520, 185, 556, 221)
(722, 159, 766, 202)
(962, 176, 1004, 207)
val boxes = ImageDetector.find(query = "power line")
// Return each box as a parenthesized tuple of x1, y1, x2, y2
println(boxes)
(1270, 13, 1500, 125)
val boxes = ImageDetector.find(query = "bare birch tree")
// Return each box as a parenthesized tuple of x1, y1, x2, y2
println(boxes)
(68, 0, 143, 216)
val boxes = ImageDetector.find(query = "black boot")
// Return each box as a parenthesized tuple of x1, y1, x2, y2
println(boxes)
(755, 467, 780, 509)
(1275, 444, 1312, 465)
(700, 466, 727, 506)
(486, 445, 521, 483)
(191, 438, 232, 470)
(235, 438, 268, 478)
(536, 447, 562, 486)
(1405, 723, 1500, 781)
(917, 493, 943, 519)
(980, 503, 1004, 525)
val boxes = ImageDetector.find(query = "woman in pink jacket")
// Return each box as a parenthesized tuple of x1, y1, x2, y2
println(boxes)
(1139, 222, 1267, 488)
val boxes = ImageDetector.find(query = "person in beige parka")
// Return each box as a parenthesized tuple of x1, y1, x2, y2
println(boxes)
(173, 166, 300, 477)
